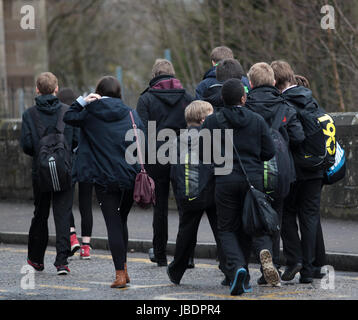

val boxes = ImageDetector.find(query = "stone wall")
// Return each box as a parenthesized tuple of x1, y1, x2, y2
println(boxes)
(1, 113, 358, 220)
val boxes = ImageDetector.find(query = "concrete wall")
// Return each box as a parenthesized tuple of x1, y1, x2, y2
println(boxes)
(1, 113, 358, 220)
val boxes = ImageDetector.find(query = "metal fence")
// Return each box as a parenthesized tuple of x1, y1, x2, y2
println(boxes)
(6, 86, 35, 119)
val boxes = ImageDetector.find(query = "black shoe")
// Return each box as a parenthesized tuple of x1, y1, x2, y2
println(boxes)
(257, 275, 268, 285)
(167, 266, 180, 285)
(157, 260, 168, 267)
(281, 263, 302, 281)
(221, 276, 231, 286)
(187, 257, 195, 269)
(148, 248, 157, 263)
(313, 267, 326, 279)
(299, 276, 313, 284)
(148, 248, 167, 266)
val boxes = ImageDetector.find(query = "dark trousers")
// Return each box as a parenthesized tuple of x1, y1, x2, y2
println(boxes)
(170, 203, 220, 281)
(281, 178, 323, 277)
(215, 180, 265, 282)
(94, 185, 133, 270)
(70, 182, 93, 237)
(28, 180, 72, 267)
(150, 166, 171, 261)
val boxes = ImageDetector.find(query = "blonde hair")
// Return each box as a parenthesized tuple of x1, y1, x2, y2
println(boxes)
(248, 62, 275, 88)
(185, 100, 214, 126)
(36, 72, 58, 95)
(151, 59, 175, 78)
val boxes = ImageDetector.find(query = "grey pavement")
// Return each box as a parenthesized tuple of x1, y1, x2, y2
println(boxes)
(0, 200, 357, 254)
(1, 200, 358, 272)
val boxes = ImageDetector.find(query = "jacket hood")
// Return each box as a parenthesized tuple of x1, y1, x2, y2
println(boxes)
(86, 97, 130, 122)
(282, 85, 315, 109)
(35, 95, 62, 115)
(203, 83, 223, 109)
(203, 66, 217, 80)
(245, 86, 284, 121)
(148, 75, 186, 107)
(221, 106, 252, 129)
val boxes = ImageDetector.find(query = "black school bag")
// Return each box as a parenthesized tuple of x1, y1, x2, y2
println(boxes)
(170, 130, 215, 212)
(293, 102, 336, 171)
(30, 105, 72, 192)
(263, 107, 295, 200)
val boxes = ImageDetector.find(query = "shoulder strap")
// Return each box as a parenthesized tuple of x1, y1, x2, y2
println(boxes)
(129, 111, 145, 172)
(215, 112, 253, 188)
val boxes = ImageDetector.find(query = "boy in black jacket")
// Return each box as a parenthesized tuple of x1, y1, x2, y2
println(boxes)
(203, 58, 246, 112)
(245, 62, 305, 285)
(137, 59, 193, 266)
(271, 61, 326, 283)
(202, 79, 277, 295)
(167, 100, 221, 284)
(20, 72, 78, 275)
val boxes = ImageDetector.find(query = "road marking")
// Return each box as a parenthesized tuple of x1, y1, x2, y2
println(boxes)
(39, 284, 90, 292)
(0, 289, 7, 293)
(78, 280, 173, 290)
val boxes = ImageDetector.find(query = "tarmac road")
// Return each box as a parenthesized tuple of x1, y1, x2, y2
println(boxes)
(1, 244, 358, 301)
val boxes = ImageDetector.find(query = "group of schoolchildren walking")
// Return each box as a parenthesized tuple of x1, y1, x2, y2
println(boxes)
(21, 46, 333, 295)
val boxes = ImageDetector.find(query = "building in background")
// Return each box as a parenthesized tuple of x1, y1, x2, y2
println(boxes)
(0, 0, 48, 119)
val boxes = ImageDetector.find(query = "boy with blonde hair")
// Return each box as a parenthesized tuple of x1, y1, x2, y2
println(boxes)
(245, 62, 305, 286)
(167, 100, 222, 285)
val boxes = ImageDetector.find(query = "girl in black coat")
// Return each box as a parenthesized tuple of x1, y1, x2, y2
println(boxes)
(64, 76, 144, 288)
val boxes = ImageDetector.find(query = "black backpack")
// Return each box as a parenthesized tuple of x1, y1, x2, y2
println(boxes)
(263, 107, 295, 200)
(30, 106, 72, 193)
(170, 130, 214, 212)
(292, 102, 336, 171)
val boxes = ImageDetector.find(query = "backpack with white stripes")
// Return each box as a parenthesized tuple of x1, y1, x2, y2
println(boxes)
(30, 105, 72, 192)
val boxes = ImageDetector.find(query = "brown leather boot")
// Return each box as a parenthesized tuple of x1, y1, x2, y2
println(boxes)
(124, 263, 130, 284)
(111, 270, 127, 288)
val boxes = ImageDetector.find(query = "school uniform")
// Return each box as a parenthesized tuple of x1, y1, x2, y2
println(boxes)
(202, 106, 275, 282)
(281, 85, 325, 280)
(20, 94, 79, 268)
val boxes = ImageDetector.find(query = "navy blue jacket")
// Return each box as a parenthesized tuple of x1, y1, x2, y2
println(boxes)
(20, 94, 79, 179)
(196, 66, 251, 100)
(63, 97, 144, 191)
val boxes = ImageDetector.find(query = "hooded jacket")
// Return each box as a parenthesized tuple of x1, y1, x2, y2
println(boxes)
(196, 66, 251, 100)
(245, 86, 305, 147)
(63, 97, 144, 191)
(136, 74, 193, 178)
(20, 94, 79, 179)
(137, 75, 193, 134)
(202, 106, 275, 183)
(282, 85, 324, 181)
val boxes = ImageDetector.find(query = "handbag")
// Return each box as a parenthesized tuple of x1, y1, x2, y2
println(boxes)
(229, 130, 280, 236)
(129, 111, 156, 208)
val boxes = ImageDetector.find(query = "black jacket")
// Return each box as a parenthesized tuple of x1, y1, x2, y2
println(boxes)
(202, 106, 275, 184)
(245, 86, 305, 147)
(63, 97, 144, 191)
(282, 85, 324, 181)
(136, 75, 193, 178)
(20, 94, 79, 179)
